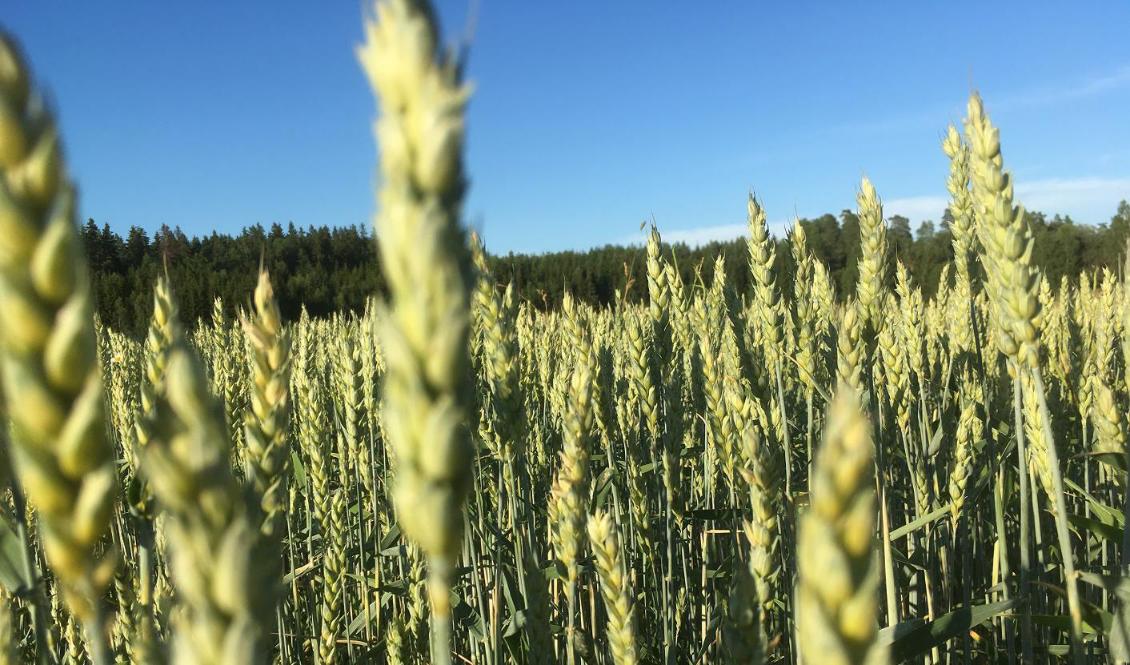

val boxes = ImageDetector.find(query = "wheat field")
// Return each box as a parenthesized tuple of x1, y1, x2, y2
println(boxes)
(1, 1, 1128, 664)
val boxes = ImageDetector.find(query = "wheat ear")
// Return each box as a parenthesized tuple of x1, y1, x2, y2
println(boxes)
(796, 384, 884, 665)
(358, 2, 475, 663)
(0, 32, 119, 663)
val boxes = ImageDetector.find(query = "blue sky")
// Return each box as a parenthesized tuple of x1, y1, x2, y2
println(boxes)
(6, 2, 1130, 253)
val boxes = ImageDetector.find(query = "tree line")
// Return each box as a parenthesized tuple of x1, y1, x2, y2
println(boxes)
(84, 200, 1130, 334)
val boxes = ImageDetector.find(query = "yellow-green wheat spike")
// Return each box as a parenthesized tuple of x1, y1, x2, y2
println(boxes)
(241, 267, 292, 538)
(796, 384, 884, 665)
(588, 510, 638, 665)
(0, 32, 119, 662)
(143, 340, 272, 664)
(358, 1, 475, 663)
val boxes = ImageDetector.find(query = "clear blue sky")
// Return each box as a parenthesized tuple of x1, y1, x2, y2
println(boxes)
(6, 2, 1130, 253)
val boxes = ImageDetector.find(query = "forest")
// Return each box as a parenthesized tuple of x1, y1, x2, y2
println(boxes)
(85, 200, 1130, 333)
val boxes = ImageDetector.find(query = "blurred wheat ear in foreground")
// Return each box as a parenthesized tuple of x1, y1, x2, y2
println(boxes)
(0, 31, 118, 665)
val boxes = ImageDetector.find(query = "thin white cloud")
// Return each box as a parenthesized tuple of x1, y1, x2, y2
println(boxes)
(660, 223, 747, 246)
(616, 224, 747, 248)
(884, 195, 948, 222)
(632, 218, 795, 248)
(823, 63, 1130, 140)
(996, 65, 1130, 110)
(1017, 176, 1130, 217)
(649, 176, 1129, 250)
(881, 176, 1130, 227)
